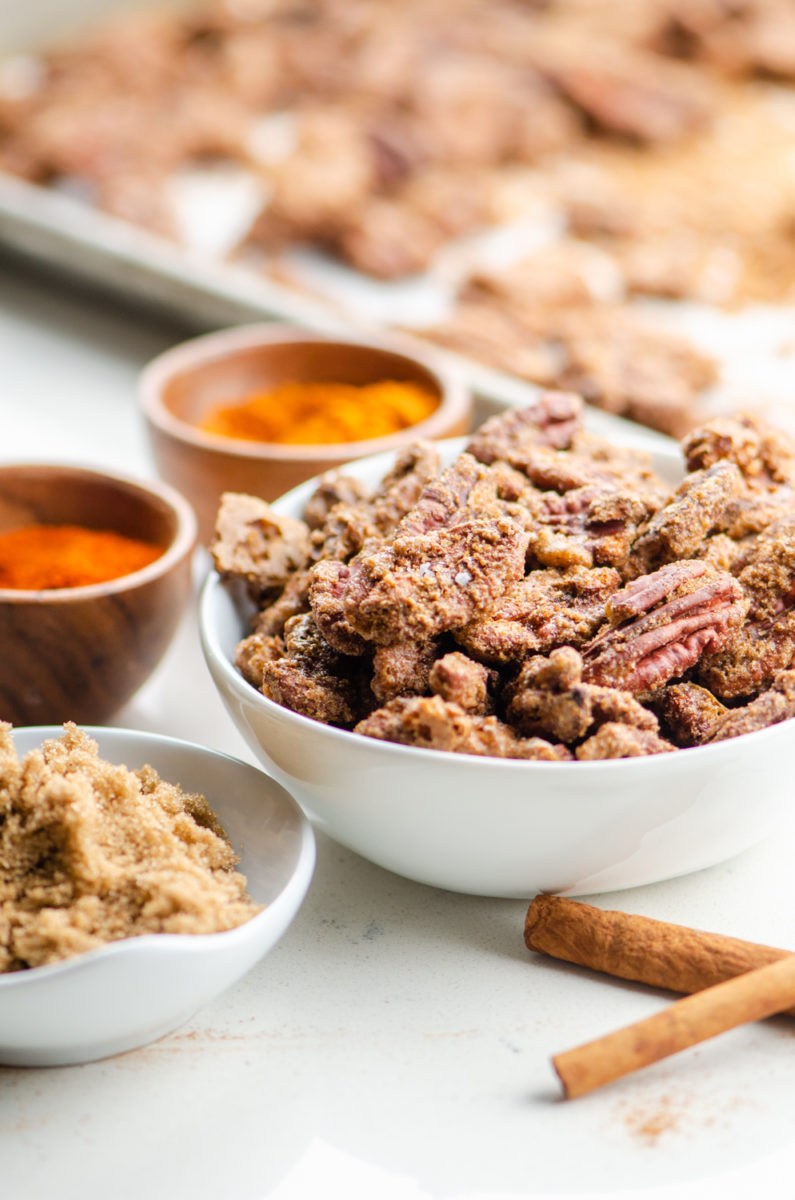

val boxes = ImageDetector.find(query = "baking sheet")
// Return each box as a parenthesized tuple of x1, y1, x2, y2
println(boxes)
(2, 0, 794, 451)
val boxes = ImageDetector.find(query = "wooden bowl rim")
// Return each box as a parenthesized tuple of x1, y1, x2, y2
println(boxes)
(139, 322, 471, 462)
(0, 462, 197, 601)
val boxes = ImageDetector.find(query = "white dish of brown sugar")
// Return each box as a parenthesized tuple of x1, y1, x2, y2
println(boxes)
(0, 724, 315, 1066)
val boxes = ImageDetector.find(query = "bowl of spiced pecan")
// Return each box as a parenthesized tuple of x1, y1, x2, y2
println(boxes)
(199, 391, 795, 897)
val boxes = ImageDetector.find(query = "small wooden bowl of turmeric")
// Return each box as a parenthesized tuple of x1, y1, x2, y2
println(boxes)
(0, 464, 197, 725)
(139, 324, 472, 543)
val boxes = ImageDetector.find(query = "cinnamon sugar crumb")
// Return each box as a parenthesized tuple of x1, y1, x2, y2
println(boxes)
(616, 1094, 683, 1145)
(0, 723, 260, 972)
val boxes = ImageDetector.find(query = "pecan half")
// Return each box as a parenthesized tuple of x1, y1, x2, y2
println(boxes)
(697, 516, 795, 698)
(582, 560, 749, 693)
(467, 392, 583, 462)
(527, 485, 655, 569)
(627, 462, 744, 577)
(340, 455, 529, 644)
(455, 565, 621, 663)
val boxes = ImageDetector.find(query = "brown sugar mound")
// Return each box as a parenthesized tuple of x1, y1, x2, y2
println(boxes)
(0, 723, 261, 972)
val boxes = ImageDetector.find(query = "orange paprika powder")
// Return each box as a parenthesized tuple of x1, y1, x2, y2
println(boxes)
(0, 524, 162, 590)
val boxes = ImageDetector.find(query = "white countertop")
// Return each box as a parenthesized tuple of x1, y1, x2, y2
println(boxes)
(2, 256, 795, 1200)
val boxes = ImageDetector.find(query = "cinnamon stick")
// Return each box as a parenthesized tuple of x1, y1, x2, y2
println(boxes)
(553, 954, 795, 1099)
(524, 895, 795, 1015)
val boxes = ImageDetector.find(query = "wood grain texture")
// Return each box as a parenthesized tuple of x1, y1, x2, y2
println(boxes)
(0, 464, 196, 724)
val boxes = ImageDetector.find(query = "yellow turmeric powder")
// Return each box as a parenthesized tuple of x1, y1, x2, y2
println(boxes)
(198, 379, 438, 444)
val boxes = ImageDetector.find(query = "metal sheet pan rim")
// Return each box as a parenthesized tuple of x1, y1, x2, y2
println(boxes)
(0, 171, 676, 455)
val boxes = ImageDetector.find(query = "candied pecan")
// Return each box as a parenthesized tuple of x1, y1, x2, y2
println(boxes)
(371, 638, 441, 703)
(653, 681, 728, 746)
(695, 533, 750, 573)
(575, 723, 675, 759)
(504, 647, 659, 743)
(568, 431, 662, 492)
(354, 695, 472, 752)
(652, 0, 795, 80)
(303, 471, 370, 530)
(456, 565, 620, 663)
(466, 393, 583, 462)
(399, 166, 494, 239)
(249, 108, 377, 245)
(340, 455, 529, 644)
(582, 560, 749, 693)
(491, 460, 543, 506)
(428, 651, 495, 714)
(309, 500, 382, 563)
(252, 569, 312, 638)
(234, 632, 285, 690)
(395, 453, 500, 536)
(516, 645, 584, 692)
(211, 492, 311, 598)
(627, 462, 744, 576)
(353, 696, 570, 760)
(370, 441, 442, 534)
(611, 227, 742, 305)
(545, 49, 713, 144)
(490, 442, 615, 494)
(527, 485, 656, 570)
(337, 196, 448, 279)
(728, 516, 795, 622)
(462, 243, 622, 312)
(683, 413, 795, 491)
(507, 679, 595, 743)
(493, 435, 665, 516)
(308, 559, 369, 655)
(420, 301, 564, 387)
(556, 305, 717, 438)
(710, 670, 795, 741)
(720, 493, 795, 541)
(697, 518, 795, 698)
(455, 721, 572, 760)
(261, 614, 367, 727)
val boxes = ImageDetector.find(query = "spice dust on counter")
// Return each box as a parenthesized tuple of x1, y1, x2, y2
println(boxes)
(614, 1095, 685, 1146)
(0, 723, 260, 972)
(0, 524, 161, 590)
(199, 379, 439, 444)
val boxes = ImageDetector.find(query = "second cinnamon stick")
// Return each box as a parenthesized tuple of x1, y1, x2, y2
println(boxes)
(553, 953, 795, 1099)
(524, 895, 795, 1015)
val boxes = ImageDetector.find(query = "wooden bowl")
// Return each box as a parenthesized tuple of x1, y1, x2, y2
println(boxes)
(0, 464, 197, 725)
(139, 324, 472, 544)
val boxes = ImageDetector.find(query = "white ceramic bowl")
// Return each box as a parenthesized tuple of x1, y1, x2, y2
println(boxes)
(199, 437, 795, 899)
(0, 727, 315, 1067)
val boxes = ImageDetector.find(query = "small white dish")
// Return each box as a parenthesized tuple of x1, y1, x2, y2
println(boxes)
(199, 437, 795, 899)
(0, 726, 315, 1067)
